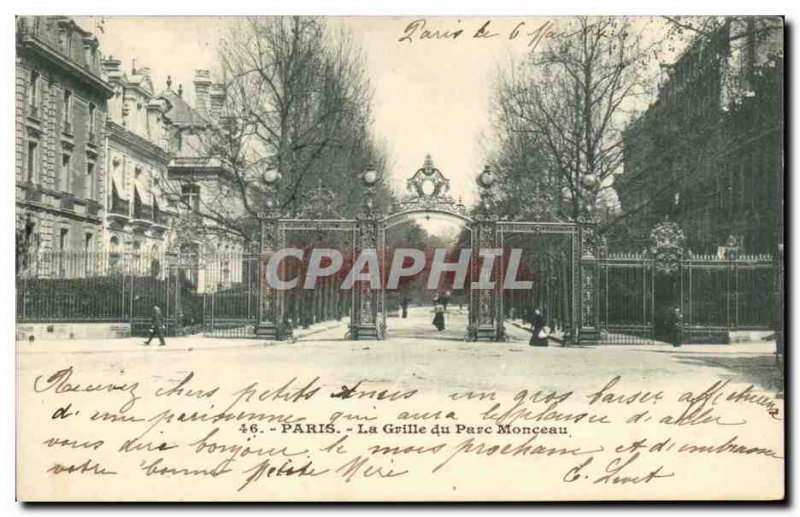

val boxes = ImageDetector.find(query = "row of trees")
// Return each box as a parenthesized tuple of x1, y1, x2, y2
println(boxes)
(487, 17, 661, 223)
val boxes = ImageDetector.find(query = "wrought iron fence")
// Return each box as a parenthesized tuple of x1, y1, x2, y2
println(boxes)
(586, 250, 777, 344)
(15, 245, 779, 344)
(682, 253, 777, 342)
(16, 249, 352, 339)
(16, 250, 179, 336)
(598, 253, 655, 344)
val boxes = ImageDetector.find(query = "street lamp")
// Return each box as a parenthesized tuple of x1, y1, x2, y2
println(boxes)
(477, 165, 495, 189)
(360, 165, 380, 217)
(581, 173, 599, 192)
(263, 167, 281, 186)
(361, 165, 379, 187)
(476, 165, 497, 216)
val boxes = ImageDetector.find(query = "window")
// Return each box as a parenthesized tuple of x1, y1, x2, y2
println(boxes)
(88, 103, 96, 141)
(58, 228, 69, 251)
(85, 161, 95, 200)
(57, 228, 69, 277)
(61, 153, 71, 192)
(109, 236, 121, 272)
(63, 89, 73, 133)
(26, 141, 38, 183)
(83, 233, 94, 275)
(27, 71, 39, 116)
(181, 184, 201, 212)
(134, 166, 142, 179)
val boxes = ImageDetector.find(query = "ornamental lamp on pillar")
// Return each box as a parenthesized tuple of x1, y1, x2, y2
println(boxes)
(263, 167, 281, 186)
(258, 167, 281, 251)
(580, 172, 600, 217)
(261, 167, 281, 216)
(361, 165, 380, 217)
(477, 165, 496, 215)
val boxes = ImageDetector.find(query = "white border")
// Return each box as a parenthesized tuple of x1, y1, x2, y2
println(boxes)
(3, 1, 796, 515)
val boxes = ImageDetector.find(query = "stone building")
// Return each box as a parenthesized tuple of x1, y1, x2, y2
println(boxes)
(160, 70, 246, 291)
(15, 16, 114, 273)
(102, 58, 177, 269)
(613, 18, 783, 255)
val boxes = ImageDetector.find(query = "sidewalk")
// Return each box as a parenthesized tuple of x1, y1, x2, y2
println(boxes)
(17, 319, 348, 355)
(505, 318, 777, 354)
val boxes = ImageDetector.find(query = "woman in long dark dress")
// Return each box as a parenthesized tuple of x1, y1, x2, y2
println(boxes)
(432, 302, 445, 331)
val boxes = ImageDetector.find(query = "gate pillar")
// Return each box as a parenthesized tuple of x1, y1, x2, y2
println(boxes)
(467, 166, 504, 341)
(349, 215, 382, 340)
(467, 217, 504, 341)
(577, 218, 601, 345)
(256, 214, 289, 340)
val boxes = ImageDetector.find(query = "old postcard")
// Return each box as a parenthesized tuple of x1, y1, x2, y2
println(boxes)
(14, 15, 784, 502)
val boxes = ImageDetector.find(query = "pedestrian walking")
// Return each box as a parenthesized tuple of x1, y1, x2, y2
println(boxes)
(529, 308, 548, 347)
(442, 291, 451, 312)
(432, 301, 446, 331)
(144, 305, 166, 346)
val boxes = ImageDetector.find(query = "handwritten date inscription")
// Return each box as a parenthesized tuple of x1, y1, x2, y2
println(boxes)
(21, 365, 783, 500)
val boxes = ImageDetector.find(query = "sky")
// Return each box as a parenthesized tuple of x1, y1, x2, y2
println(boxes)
(74, 16, 677, 236)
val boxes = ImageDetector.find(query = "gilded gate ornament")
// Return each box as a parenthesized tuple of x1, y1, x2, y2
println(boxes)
(649, 220, 686, 274)
(401, 154, 467, 214)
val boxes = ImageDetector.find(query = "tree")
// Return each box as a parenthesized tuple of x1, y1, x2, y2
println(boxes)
(489, 17, 656, 222)
(164, 16, 392, 247)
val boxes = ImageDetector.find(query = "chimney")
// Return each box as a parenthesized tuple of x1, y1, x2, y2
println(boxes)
(209, 83, 225, 119)
(102, 57, 121, 75)
(193, 69, 212, 113)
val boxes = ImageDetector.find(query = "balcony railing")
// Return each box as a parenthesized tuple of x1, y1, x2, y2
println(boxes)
(86, 200, 101, 217)
(133, 203, 153, 221)
(23, 183, 42, 203)
(110, 197, 130, 217)
(59, 193, 75, 211)
(153, 207, 169, 227)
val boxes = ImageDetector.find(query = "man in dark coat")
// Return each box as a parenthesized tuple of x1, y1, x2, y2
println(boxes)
(144, 305, 166, 346)
(529, 308, 548, 347)
(668, 307, 683, 347)
(400, 297, 410, 319)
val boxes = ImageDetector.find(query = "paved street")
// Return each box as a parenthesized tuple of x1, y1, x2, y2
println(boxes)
(16, 305, 784, 502)
(18, 306, 782, 395)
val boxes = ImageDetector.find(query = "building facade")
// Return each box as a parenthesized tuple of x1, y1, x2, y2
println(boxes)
(15, 16, 113, 274)
(102, 58, 177, 267)
(613, 18, 783, 255)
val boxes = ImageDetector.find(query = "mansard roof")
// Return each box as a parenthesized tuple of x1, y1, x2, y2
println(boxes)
(158, 88, 206, 128)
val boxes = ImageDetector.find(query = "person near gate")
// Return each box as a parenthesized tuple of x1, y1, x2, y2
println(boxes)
(400, 296, 410, 319)
(432, 299, 446, 331)
(668, 306, 683, 347)
(529, 308, 548, 347)
(144, 305, 166, 346)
